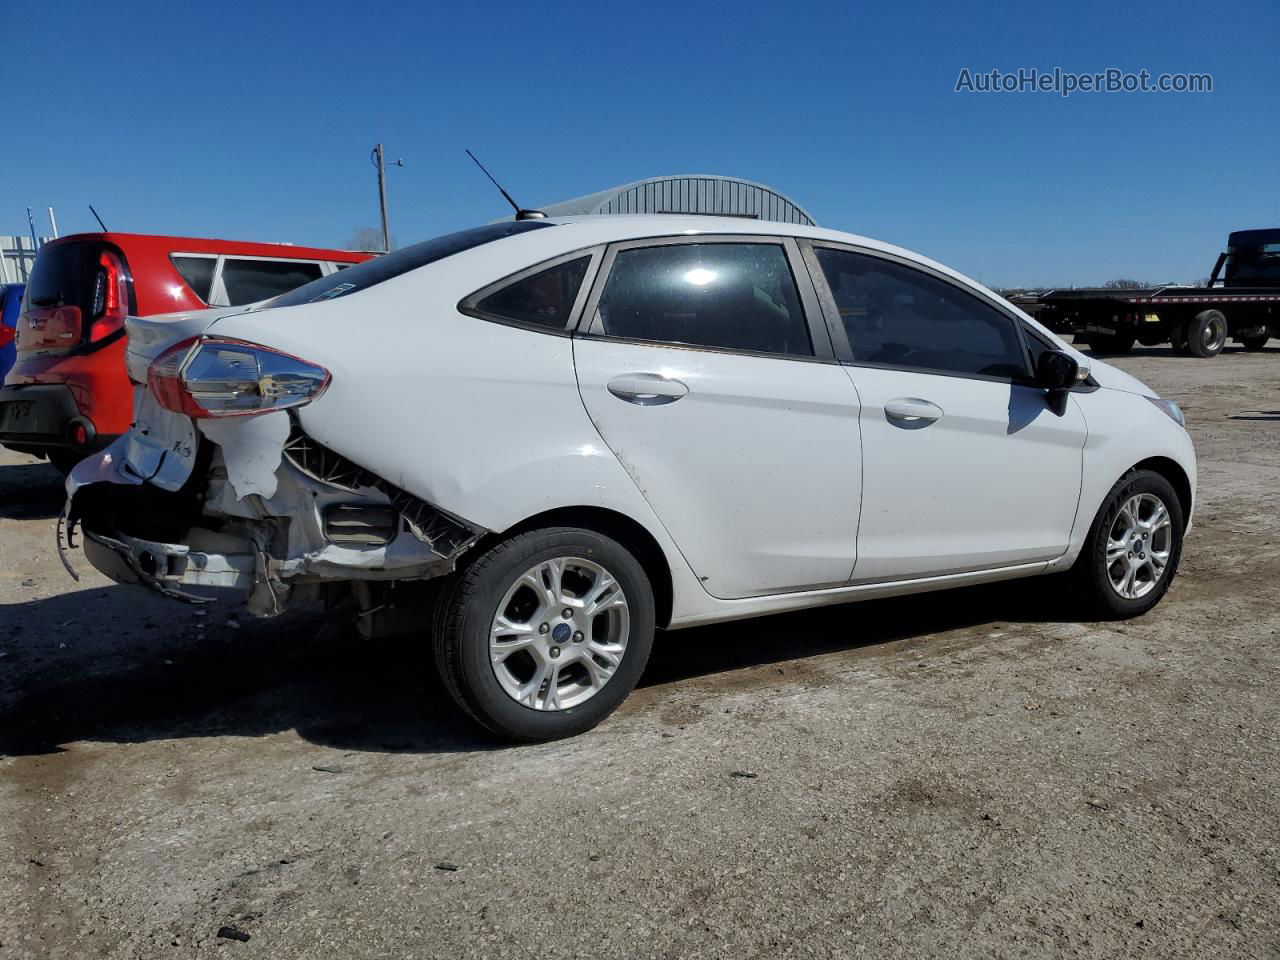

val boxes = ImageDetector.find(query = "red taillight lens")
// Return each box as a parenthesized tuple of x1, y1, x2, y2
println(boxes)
(0, 325, 15, 349)
(88, 250, 129, 343)
(147, 337, 330, 419)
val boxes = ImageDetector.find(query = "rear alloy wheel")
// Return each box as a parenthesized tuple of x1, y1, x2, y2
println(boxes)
(433, 527, 655, 741)
(1186, 309, 1228, 358)
(1073, 470, 1184, 618)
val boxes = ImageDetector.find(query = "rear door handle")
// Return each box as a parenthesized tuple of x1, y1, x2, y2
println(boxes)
(884, 397, 943, 426)
(607, 373, 689, 406)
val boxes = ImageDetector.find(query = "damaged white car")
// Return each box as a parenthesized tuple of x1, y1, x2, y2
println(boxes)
(63, 215, 1197, 741)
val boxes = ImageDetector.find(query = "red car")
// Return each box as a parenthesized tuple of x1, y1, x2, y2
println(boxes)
(1, 233, 372, 471)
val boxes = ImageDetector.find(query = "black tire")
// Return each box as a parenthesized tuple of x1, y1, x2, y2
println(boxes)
(1071, 469, 1185, 619)
(1086, 333, 1135, 355)
(1186, 309, 1228, 358)
(433, 527, 655, 742)
(1168, 318, 1191, 355)
(1240, 334, 1270, 351)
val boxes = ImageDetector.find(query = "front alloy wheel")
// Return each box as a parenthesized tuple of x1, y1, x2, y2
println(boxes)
(1075, 469, 1184, 618)
(433, 527, 655, 741)
(1105, 493, 1173, 600)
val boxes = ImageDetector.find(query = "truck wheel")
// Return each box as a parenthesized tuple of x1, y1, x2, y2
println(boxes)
(432, 527, 655, 742)
(1186, 310, 1227, 358)
(1071, 469, 1185, 619)
(1087, 334, 1135, 355)
(1168, 318, 1190, 355)
(1240, 334, 1270, 351)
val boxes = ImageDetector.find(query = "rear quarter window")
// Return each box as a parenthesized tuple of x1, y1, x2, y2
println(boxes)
(468, 256, 591, 331)
(170, 256, 217, 302)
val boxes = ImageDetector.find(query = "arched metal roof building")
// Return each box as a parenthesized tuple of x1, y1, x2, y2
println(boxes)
(535, 175, 816, 226)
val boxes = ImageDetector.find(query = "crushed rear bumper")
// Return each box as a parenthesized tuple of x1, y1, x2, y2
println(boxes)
(61, 394, 485, 616)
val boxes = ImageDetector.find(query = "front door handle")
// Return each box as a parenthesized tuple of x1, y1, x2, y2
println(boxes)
(884, 397, 943, 427)
(607, 373, 689, 406)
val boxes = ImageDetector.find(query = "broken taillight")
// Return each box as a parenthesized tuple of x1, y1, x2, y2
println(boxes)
(147, 337, 330, 418)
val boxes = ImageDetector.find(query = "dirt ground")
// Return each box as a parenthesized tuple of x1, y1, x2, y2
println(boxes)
(2, 342, 1278, 959)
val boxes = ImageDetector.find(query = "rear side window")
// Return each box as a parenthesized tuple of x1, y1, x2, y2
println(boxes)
(472, 256, 590, 330)
(222, 259, 323, 305)
(595, 243, 812, 357)
(269, 220, 555, 309)
(171, 256, 217, 302)
(815, 248, 1028, 379)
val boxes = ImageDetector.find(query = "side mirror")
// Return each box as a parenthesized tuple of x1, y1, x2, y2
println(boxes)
(1036, 350, 1079, 391)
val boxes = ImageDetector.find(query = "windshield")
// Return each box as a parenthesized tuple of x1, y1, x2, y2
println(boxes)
(266, 221, 555, 309)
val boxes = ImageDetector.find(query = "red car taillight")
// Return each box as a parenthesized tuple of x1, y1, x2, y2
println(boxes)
(147, 337, 331, 419)
(88, 249, 130, 343)
(0, 325, 15, 349)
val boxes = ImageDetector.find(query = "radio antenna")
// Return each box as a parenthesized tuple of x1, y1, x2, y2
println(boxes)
(465, 150, 546, 221)
(89, 205, 108, 231)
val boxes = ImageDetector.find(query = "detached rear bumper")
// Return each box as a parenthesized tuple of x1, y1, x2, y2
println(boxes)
(81, 529, 256, 601)
(62, 410, 486, 616)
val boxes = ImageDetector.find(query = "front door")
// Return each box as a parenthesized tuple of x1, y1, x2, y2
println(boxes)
(809, 244, 1087, 582)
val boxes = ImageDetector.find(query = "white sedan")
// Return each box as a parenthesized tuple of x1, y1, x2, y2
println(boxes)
(64, 215, 1196, 741)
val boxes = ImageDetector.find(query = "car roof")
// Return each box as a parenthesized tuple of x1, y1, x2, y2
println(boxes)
(523, 215, 987, 299)
(44, 232, 372, 262)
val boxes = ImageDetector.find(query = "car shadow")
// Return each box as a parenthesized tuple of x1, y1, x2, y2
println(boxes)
(0, 459, 64, 520)
(0, 575, 1083, 758)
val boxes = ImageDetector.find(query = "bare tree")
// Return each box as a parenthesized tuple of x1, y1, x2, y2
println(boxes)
(348, 227, 390, 252)
(1102, 278, 1147, 289)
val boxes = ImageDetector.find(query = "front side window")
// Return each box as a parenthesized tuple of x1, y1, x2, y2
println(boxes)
(595, 242, 812, 357)
(474, 256, 590, 330)
(815, 248, 1028, 379)
(222, 259, 324, 305)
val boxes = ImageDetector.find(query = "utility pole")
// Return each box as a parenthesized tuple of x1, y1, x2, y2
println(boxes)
(371, 143, 404, 254)
(47, 206, 59, 239)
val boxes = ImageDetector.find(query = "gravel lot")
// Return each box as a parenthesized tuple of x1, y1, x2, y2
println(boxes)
(2, 343, 1278, 959)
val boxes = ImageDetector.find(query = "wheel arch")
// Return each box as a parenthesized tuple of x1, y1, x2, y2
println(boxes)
(1131, 456, 1194, 522)
(480, 506, 675, 628)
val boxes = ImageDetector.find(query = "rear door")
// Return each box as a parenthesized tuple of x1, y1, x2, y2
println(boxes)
(808, 243, 1087, 581)
(572, 236, 864, 600)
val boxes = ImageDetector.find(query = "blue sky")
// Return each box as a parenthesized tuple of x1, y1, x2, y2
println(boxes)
(12, 0, 1277, 286)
